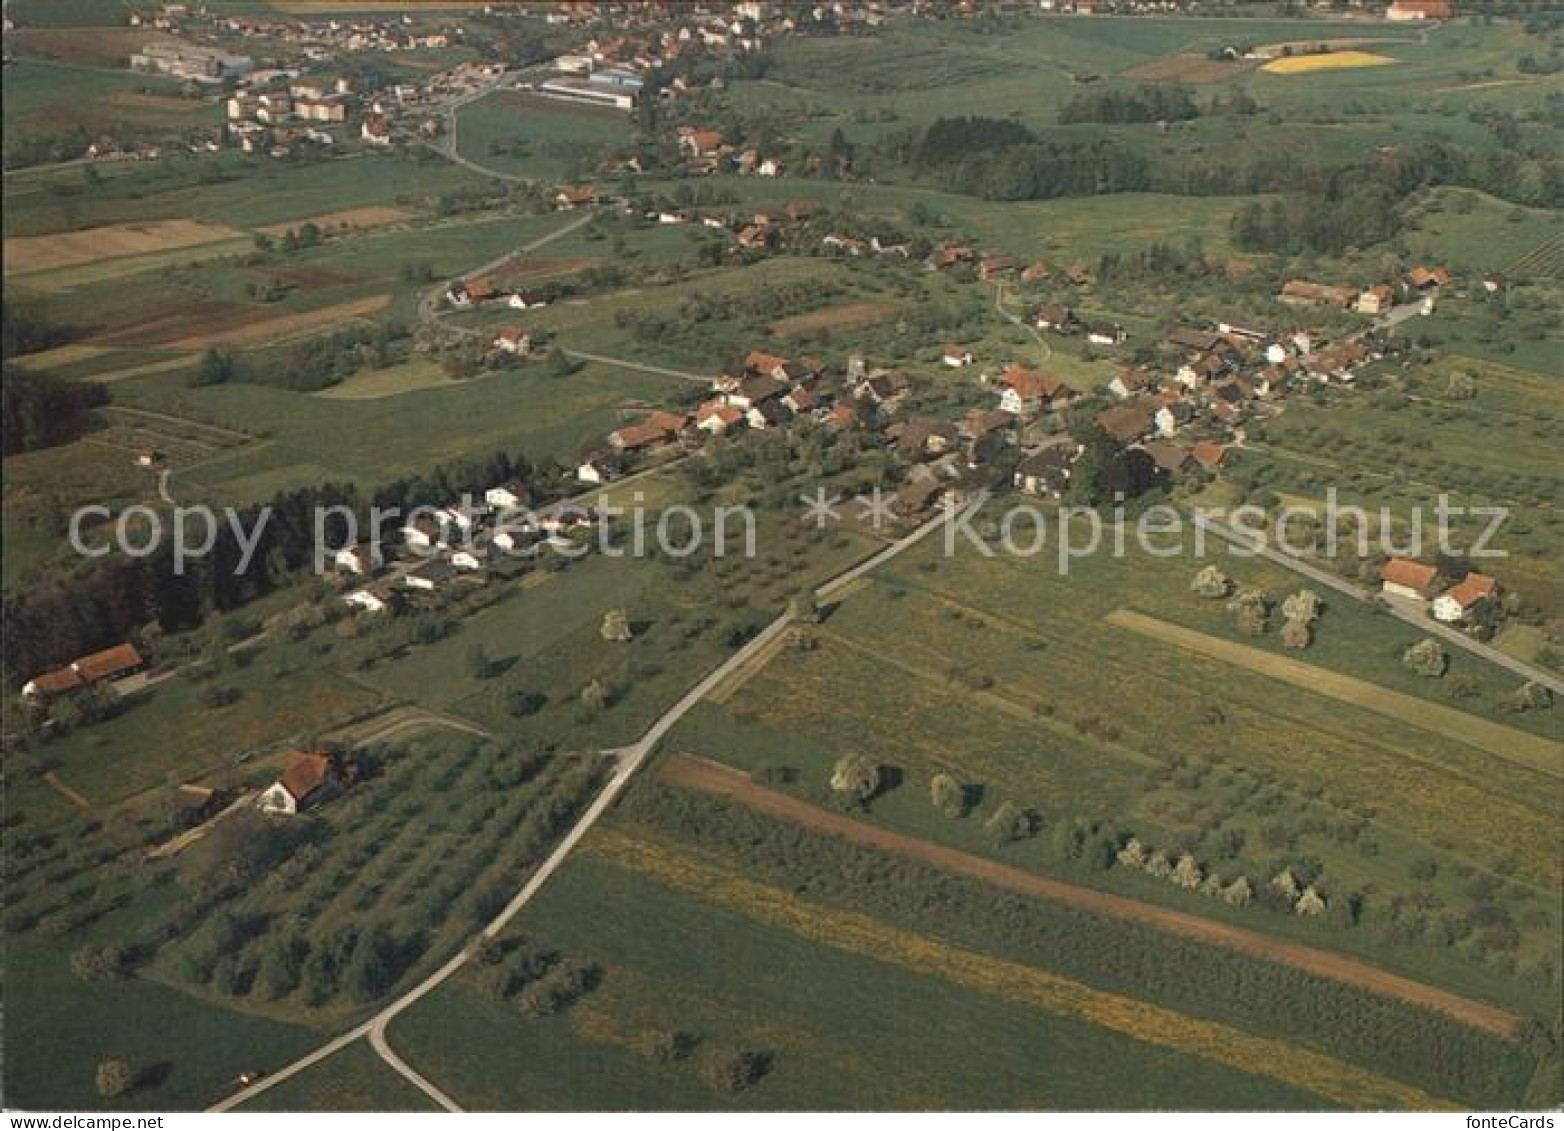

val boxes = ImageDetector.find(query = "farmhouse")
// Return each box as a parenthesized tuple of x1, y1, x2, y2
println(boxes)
(577, 456, 618, 484)
(23, 642, 147, 701)
(992, 366, 1069, 418)
(257, 751, 340, 817)
(1035, 304, 1080, 333)
(1190, 441, 1229, 470)
(893, 476, 948, 518)
(1387, 0, 1452, 20)
(1433, 573, 1497, 623)
(697, 401, 746, 435)
(889, 418, 960, 460)
(726, 375, 787, 411)
(555, 185, 601, 210)
(1381, 557, 1439, 601)
(942, 346, 975, 368)
(1407, 265, 1453, 291)
(493, 327, 533, 355)
(1278, 279, 1357, 309)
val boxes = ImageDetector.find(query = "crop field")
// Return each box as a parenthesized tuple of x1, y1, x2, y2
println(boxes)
(5, 219, 244, 276)
(384, 853, 1334, 1111)
(654, 520, 1561, 1020)
(1260, 52, 1395, 76)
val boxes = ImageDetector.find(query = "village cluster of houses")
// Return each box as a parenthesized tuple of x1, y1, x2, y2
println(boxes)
(1380, 558, 1500, 625)
(332, 484, 600, 616)
(131, 3, 461, 57)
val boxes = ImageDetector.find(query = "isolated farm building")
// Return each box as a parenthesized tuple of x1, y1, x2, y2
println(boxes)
(1380, 558, 1439, 601)
(508, 291, 548, 310)
(555, 185, 601, 209)
(992, 366, 1069, 419)
(493, 327, 532, 354)
(463, 277, 497, 303)
(258, 751, 340, 816)
(134, 449, 163, 467)
(1387, 0, 1452, 18)
(930, 244, 975, 270)
(1432, 573, 1497, 623)
(942, 345, 975, 368)
(485, 481, 529, 510)
(1014, 444, 1076, 498)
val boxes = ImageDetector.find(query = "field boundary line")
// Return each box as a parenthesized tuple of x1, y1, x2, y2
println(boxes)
(657, 753, 1523, 1042)
(1105, 609, 1562, 776)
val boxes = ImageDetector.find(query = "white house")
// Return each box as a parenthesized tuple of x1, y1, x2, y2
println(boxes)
(577, 457, 616, 485)
(401, 516, 445, 551)
(334, 545, 378, 574)
(493, 328, 531, 355)
(450, 549, 485, 571)
(485, 482, 528, 510)
(941, 346, 974, 368)
(257, 751, 338, 817)
(342, 587, 387, 613)
(1432, 573, 1496, 623)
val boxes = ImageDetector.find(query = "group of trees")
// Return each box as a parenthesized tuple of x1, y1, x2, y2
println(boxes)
(1058, 84, 1200, 125)
(0, 367, 109, 455)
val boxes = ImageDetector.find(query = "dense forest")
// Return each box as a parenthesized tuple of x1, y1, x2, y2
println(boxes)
(1, 367, 108, 456)
(1057, 84, 1200, 125)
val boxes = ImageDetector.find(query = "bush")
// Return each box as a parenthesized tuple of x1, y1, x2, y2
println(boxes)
(1402, 638, 1448, 678)
(95, 1058, 136, 1098)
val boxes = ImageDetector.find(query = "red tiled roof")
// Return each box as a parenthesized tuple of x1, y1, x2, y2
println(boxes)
(1381, 558, 1438, 596)
(280, 751, 333, 804)
(73, 643, 144, 683)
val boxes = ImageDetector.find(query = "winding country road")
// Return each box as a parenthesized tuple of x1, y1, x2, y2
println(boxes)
(211, 501, 974, 1112)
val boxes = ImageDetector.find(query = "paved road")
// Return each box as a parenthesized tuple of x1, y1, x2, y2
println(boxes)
(211, 500, 973, 1113)
(1192, 513, 1564, 696)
